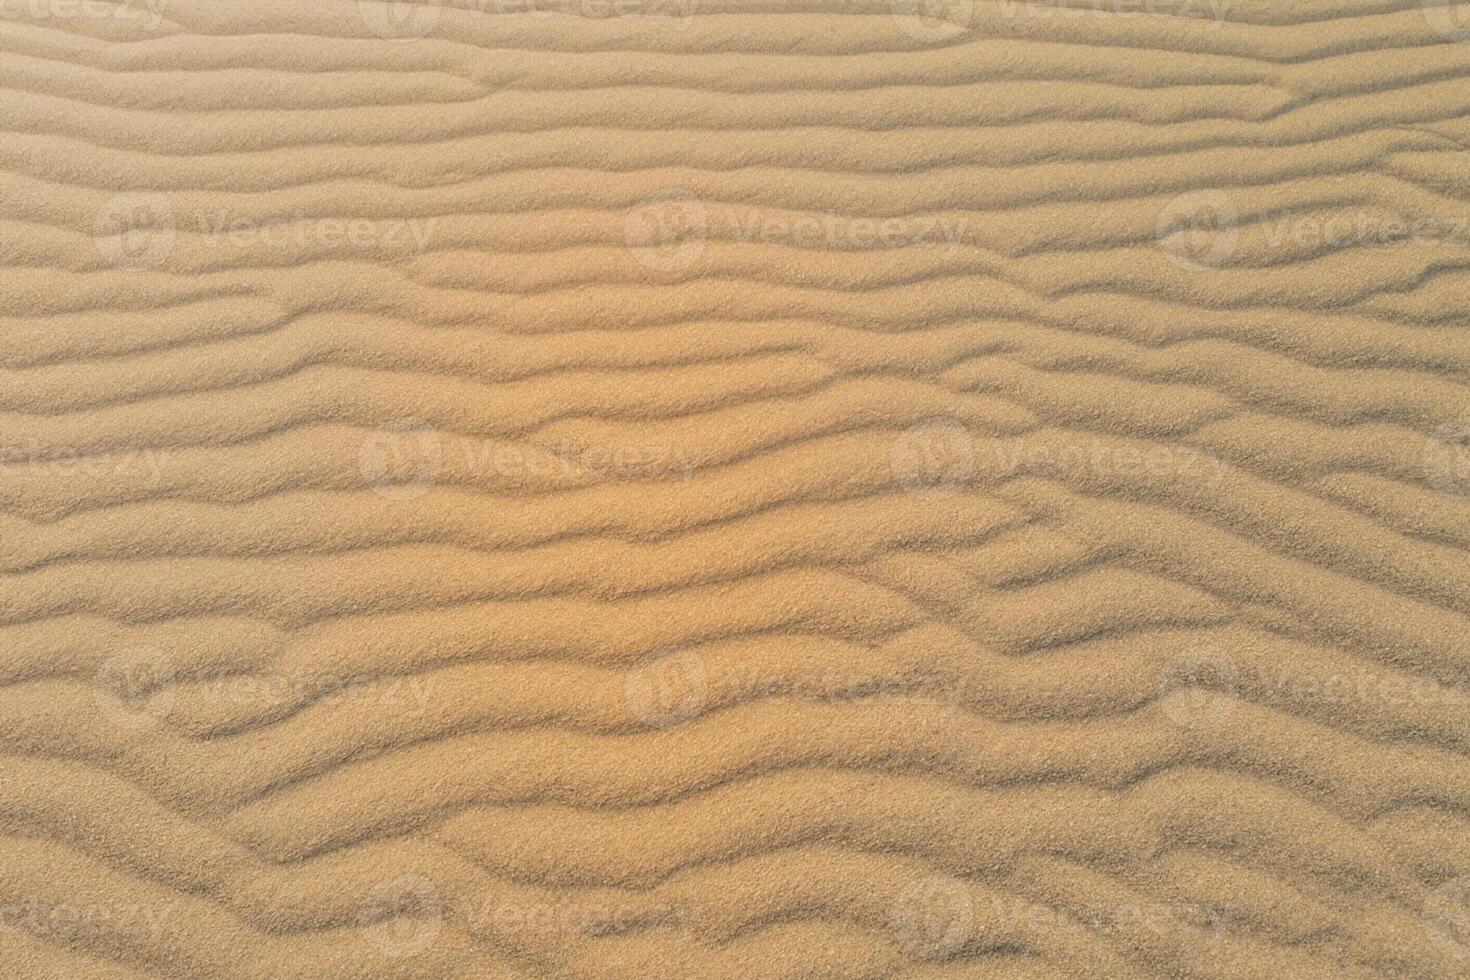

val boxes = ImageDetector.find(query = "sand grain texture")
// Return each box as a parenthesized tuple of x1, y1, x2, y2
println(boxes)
(3, 1, 1470, 977)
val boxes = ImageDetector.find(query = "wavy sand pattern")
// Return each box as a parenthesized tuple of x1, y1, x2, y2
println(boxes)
(3, 0, 1470, 977)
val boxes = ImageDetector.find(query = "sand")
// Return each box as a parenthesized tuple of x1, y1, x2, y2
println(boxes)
(2, 0, 1470, 977)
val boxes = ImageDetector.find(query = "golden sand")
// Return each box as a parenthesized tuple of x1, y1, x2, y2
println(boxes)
(3, 1, 1470, 977)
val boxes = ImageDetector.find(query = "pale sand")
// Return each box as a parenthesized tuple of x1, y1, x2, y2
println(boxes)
(3, 1, 1470, 977)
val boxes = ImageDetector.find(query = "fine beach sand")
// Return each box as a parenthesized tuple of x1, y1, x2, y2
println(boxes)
(4, 1, 1470, 977)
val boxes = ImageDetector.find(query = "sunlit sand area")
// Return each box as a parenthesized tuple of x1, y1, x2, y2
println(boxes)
(3, 1, 1470, 977)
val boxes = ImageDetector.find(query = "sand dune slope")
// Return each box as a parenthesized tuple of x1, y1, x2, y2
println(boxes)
(3, 1, 1470, 977)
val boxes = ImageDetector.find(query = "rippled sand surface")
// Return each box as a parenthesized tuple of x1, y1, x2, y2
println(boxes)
(4, 1, 1470, 977)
